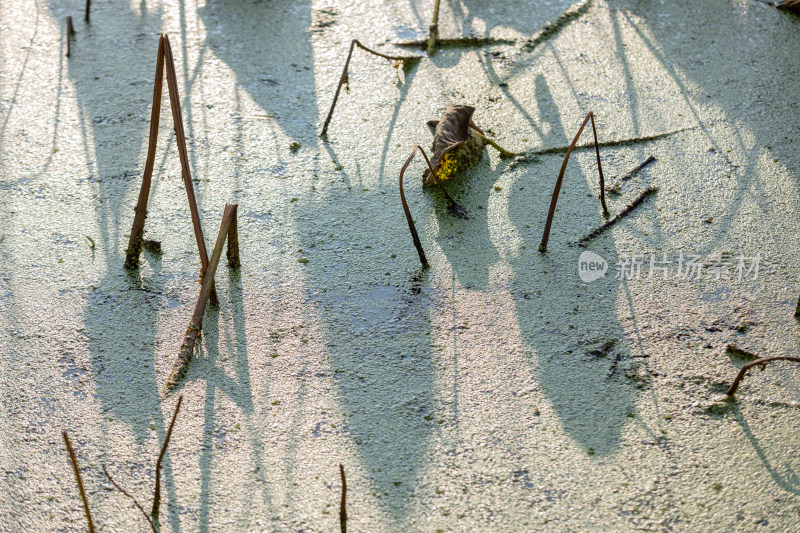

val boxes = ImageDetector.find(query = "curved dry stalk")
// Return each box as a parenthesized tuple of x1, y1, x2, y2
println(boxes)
(321, 40, 419, 137)
(339, 464, 347, 533)
(539, 111, 607, 252)
(167, 205, 238, 390)
(152, 395, 183, 517)
(102, 465, 156, 533)
(63, 431, 96, 533)
(727, 357, 800, 396)
(400, 146, 439, 268)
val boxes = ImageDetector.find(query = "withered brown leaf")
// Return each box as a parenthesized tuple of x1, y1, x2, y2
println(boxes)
(422, 105, 487, 187)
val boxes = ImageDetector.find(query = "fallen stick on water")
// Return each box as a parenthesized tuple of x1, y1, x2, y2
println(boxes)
(727, 356, 800, 396)
(152, 395, 183, 516)
(63, 431, 96, 533)
(321, 40, 419, 137)
(166, 205, 239, 389)
(125, 35, 218, 305)
(577, 186, 657, 246)
(339, 464, 347, 533)
(66, 16, 75, 57)
(102, 465, 156, 533)
(539, 111, 608, 252)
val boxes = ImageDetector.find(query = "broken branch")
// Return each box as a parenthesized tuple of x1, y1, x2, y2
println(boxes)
(577, 186, 657, 245)
(400, 146, 437, 268)
(727, 357, 800, 396)
(63, 431, 96, 533)
(321, 40, 419, 137)
(539, 111, 607, 252)
(166, 204, 238, 389)
(152, 395, 183, 516)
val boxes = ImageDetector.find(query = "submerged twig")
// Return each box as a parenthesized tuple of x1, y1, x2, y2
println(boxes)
(427, 0, 441, 56)
(396, 37, 516, 49)
(577, 186, 656, 245)
(66, 16, 75, 57)
(152, 395, 183, 516)
(526, 0, 591, 50)
(725, 343, 759, 360)
(399, 146, 438, 268)
(63, 431, 96, 533)
(539, 111, 607, 252)
(167, 205, 239, 389)
(339, 464, 347, 533)
(620, 155, 656, 181)
(321, 39, 419, 137)
(103, 465, 156, 533)
(727, 357, 800, 396)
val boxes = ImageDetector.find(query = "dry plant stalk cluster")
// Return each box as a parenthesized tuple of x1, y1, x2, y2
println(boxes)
(63, 396, 182, 533)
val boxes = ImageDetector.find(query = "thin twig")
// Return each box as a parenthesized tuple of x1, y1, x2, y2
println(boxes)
(84, 0, 91, 23)
(400, 146, 438, 268)
(339, 464, 347, 533)
(66, 16, 74, 58)
(539, 111, 607, 252)
(162, 34, 219, 305)
(166, 205, 238, 389)
(577, 186, 657, 245)
(321, 40, 418, 137)
(103, 465, 156, 533)
(469, 125, 517, 158)
(152, 395, 183, 516)
(427, 0, 441, 56)
(126, 35, 165, 270)
(63, 431, 96, 533)
(727, 357, 800, 396)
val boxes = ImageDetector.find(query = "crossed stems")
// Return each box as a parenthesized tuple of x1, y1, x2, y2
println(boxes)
(321, 40, 418, 137)
(540, 111, 608, 252)
(125, 34, 219, 304)
(167, 204, 240, 390)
